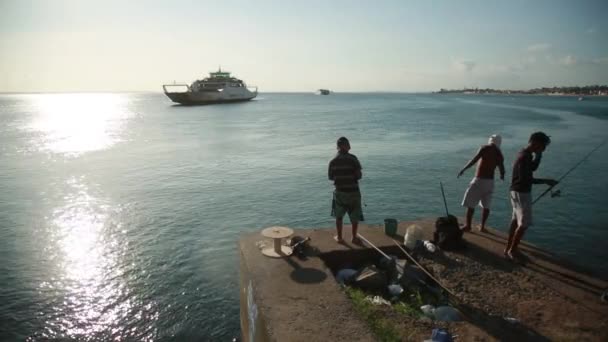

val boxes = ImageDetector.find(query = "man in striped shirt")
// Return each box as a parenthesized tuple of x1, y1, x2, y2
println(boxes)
(328, 137, 364, 244)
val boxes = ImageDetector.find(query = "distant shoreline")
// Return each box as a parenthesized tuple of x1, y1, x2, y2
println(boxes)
(435, 85, 608, 96)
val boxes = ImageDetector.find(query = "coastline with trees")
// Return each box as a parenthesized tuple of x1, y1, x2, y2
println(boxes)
(436, 85, 608, 96)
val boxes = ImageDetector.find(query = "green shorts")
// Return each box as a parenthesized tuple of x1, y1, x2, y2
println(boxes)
(331, 191, 364, 222)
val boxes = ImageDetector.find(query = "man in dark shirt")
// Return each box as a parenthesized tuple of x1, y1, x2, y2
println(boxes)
(504, 132, 558, 260)
(328, 137, 363, 243)
(458, 134, 505, 233)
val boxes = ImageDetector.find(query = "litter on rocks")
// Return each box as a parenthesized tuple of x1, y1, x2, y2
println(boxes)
(423, 328, 454, 342)
(335, 268, 358, 285)
(365, 295, 391, 306)
(424, 240, 437, 253)
(420, 305, 462, 322)
(434, 306, 462, 321)
(388, 284, 404, 296)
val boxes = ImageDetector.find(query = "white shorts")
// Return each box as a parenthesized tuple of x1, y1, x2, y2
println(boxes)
(461, 178, 495, 209)
(510, 191, 533, 227)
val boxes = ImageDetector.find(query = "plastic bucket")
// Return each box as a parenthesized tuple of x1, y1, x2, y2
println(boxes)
(384, 218, 398, 236)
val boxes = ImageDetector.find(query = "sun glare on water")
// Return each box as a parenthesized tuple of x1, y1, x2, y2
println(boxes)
(38, 176, 159, 340)
(23, 94, 158, 339)
(26, 93, 133, 156)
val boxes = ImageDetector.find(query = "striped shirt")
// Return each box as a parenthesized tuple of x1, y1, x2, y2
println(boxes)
(328, 152, 362, 192)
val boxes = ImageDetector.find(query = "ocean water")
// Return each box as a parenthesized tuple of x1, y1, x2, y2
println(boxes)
(1, 92, 607, 340)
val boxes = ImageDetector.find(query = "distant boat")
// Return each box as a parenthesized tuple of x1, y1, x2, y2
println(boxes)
(578, 97, 584, 101)
(162, 68, 257, 105)
(317, 89, 331, 95)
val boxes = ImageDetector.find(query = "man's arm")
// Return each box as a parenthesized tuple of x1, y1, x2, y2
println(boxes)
(328, 160, 334, 180)
(528, 153, 557, 185)
(457, 147, 483, 178)
(354, 157, 362, 180)
(531, 152, 542, 171)
(498, 150, 505, 180)
(532, 178, 559, 186)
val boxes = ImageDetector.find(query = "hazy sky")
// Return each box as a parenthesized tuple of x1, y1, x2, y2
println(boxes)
(1, 0, 607, 92)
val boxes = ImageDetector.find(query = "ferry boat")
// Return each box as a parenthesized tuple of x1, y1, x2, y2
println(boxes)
(163, 68, 257, 105)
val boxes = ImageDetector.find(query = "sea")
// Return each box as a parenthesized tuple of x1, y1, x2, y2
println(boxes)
(1, 92, 607, 340)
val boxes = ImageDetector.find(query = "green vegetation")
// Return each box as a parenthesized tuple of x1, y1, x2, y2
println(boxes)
(344, 284, 447, 341)
(345, 287, 402, 342)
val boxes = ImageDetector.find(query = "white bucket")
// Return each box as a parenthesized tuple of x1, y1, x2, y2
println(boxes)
(403, 224, 423, 249)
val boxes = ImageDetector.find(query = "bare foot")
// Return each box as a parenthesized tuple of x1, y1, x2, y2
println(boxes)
(461, 225, 471, 232)
(506, 250, 514, 260)
(479, 226, 488, 233)
(334, 235, 344, 243)
(351, 236, 363, 245)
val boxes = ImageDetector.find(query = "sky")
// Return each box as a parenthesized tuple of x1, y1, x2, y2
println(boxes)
(1, 0, 607, 92)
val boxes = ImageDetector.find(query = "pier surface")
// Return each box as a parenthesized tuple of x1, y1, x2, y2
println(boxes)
(239, 219, 608, 341)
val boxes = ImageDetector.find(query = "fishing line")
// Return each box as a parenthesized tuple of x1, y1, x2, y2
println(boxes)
(533, 139, 607, 204)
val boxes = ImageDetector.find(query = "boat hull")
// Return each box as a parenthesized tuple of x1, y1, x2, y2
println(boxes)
(165, 92, 257, 105)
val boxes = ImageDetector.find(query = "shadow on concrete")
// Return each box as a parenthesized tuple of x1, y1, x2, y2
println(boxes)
(517, 253, 603, 291)
(290, 268, 328, 284)
(282, 256, 327, 285)
(449, 241, 517, 273)
(320, 246, 406, 273)
(458, 303, 551, 341)
(336, 240, 355, 250)
(471, 230, 554, 256)
(521, 249, 607, 282)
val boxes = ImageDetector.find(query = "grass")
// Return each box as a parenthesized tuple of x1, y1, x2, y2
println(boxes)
(345, 287, 402, 342)
(344, 285, 445, 341)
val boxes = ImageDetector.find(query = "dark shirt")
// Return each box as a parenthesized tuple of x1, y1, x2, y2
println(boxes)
(510, 148, 541, 193)
(328, 152, 362, 192)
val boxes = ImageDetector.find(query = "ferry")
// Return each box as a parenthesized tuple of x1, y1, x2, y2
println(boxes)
(163, 68, 257, 105)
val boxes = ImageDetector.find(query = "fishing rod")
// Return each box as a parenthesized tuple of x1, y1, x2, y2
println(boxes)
(439, 181, 450, 216)
(391, 239, 458, 298)
(358, 234, 406, 273)
(533, 139, 607, 204)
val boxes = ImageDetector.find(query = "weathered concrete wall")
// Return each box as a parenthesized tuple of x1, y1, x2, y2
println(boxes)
(239, 243, 271, 342)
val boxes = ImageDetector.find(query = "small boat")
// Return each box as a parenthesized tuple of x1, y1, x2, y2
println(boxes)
(578, 97, 584, 101)
(163, 68, 257, 105)
(318, 89, 331, 95)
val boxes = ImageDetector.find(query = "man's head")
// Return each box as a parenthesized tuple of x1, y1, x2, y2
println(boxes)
(528, 131, 551, 153)
(488, 134, 502, 149)
(337, 136, 350, 152)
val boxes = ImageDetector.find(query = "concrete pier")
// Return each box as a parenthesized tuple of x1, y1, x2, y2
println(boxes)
(239, 219, 608, 341)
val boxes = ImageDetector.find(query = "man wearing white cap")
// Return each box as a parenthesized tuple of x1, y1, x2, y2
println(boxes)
(457, 134, 505, 232)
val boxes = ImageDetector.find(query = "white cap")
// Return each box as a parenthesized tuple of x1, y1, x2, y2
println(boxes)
(488, 134, 502, 148)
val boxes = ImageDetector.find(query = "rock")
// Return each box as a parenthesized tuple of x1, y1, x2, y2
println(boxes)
(399, 264, 428, 287)
(419, 316, 433, 324)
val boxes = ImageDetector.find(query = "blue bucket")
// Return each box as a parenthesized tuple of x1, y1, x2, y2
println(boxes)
(384, 218, 398, 236)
